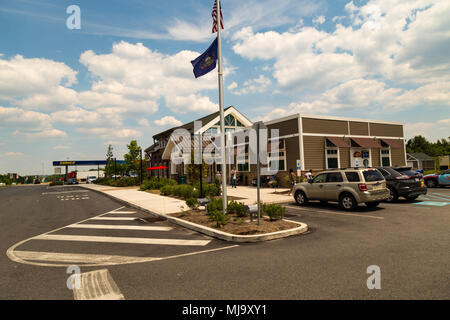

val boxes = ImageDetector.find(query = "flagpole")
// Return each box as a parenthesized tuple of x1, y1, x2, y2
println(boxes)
(216, 0, 227, 214)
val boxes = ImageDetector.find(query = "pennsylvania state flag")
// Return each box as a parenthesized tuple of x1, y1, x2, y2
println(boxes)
(191, 37, 218, 78)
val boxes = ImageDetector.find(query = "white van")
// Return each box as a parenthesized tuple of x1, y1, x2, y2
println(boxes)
(86, 176, 97, 184)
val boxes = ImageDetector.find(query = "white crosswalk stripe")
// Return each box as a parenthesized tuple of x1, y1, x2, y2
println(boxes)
(90, 217, 137, 221)
(67, 223, 173, 231)
(34, 234, 211, 246)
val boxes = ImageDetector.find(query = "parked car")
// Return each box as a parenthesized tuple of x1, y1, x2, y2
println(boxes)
(86, 176, 97, 184)
(293, 168, 389, 211)
(66, 178, 79, 185)
(423, 169, 450, 188)
(376, 166, 427, 202)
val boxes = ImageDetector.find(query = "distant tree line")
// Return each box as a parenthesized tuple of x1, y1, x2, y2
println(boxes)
(406, 136, 450, 157)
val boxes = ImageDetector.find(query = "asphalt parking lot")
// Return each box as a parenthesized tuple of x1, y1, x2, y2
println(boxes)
(1, 185, 449, 299)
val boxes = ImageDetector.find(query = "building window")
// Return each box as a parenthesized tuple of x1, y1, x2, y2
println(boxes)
(326, 148, 339, 169)
(381, 148, 391, 167)
(237, 155, 249, 172)
(204, 127, 218, 135)
(268, 151, 286, 171)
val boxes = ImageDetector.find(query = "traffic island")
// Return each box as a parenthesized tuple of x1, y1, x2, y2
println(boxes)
(167, 210, 308, 242)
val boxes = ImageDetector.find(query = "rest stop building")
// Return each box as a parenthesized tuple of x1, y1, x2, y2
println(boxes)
(145, 106, 407, 187)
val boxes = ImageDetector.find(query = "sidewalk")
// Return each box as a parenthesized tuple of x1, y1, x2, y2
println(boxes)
(82, 184, 187, 215)
(227, 186, 293, 205)
(82, 184, 293, 214)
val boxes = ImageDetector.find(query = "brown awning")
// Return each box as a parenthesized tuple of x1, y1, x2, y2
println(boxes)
(380, 138, 403, 149)
(326, 137, 350, 148)
(351, 137, 382, 148)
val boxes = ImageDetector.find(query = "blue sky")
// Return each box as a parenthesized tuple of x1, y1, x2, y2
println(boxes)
(0, 0, 449, 175)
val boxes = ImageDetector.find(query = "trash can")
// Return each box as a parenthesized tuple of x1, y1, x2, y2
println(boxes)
(178, 176, 187, 184)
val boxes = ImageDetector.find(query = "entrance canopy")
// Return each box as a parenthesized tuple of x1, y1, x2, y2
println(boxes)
(326, 136, 350, 148)
(53, 160, 126, 166)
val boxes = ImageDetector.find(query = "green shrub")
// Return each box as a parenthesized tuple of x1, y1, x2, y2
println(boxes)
(140, 177, 177, 191)
(262, 203, 285, 221)
(115, 177, 137, 187)
(206, 197, 223, 215)
(179, 184, 194, 199)
(226, 200, 247, 217)
(160, 184, 175, 196)
(49, 181, 64, 186)
(208, 209, 229, 228)
(204, 183, 220, 197)
(185, 197, 199, 210)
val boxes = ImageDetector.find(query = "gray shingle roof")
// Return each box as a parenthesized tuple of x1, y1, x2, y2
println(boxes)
(408, 153, 435, 161)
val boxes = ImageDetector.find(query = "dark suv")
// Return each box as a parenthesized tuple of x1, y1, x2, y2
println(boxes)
(376, 167, 427, 202)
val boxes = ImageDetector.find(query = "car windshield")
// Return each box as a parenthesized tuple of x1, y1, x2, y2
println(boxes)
(363, 170, 384, 182)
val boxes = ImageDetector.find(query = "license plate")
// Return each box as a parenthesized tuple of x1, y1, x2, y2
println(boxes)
(374, 185, 382, 190)
(415, 178, 419, 182)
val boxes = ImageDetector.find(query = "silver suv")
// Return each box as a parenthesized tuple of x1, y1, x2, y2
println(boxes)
(293, 168, 389, 211)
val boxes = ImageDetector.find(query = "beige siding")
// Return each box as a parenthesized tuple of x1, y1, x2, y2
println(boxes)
(340, 148, 350, 168)
(370, 123, 404, 137)
(303, 136, 325, 170)
(371, 148, 381, 166)
(267, 118, 299, 137)
(302, 118, 348, 135)
(285, 137, 300, 172)
(349, 121, 369, 136)
(391, 142, 406, 166)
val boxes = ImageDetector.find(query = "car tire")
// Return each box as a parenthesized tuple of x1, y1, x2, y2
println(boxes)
(386, 187, 399, 203)
(295, 190, 308, 206)
(366, 201, 380, 208)
(405, 195, 419, 201)
(426, 179, 437, 188)
(339, 193, 357, 211)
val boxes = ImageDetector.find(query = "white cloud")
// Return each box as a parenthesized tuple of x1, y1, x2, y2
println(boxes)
(154, 116, 182, 127)
(231, 75, 272, 95)
(138, 119, 150, 127)
(165, 94, 218, 114)
(12, 128, 67, 138)
(313, 15, 326, 25)
(227, 82, 238, 91)
(0, 152, 24, 157)
(77, 127, 142, 140)
(53, 145, 70, 150)
(404, 120, 450, 141)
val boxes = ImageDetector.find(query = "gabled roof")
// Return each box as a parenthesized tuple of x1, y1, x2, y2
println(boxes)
(407, 153, 435, 161)
(152, 106, 233, 140)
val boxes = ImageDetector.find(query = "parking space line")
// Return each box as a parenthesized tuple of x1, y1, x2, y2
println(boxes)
(42, 190, 89, 195)
(285, 205, 384, 219)
(90, 217, 137, 221)
(14, 250, 159, 264)
(33, 234, 212, 246)
(67, 224, 173, 231)
(73, 269, 125, 300)
(106, 211, 136, 214)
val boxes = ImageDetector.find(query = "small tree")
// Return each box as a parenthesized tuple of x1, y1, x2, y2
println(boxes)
(124, 140, 142, 181)
(104, 144, 114, 178)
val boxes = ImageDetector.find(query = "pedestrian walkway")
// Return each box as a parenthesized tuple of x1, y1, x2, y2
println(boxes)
(7, 206, 236, 267)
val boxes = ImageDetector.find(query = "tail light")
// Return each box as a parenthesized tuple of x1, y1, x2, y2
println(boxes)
(395, 175, 410, 180)
(358, 183, 368, 191)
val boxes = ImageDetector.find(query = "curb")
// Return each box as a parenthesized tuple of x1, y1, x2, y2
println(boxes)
(81, 185, 309, 242)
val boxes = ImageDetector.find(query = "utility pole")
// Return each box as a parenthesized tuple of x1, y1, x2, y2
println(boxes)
(114, 158, 117, 181)
(140, 149, 143, 185)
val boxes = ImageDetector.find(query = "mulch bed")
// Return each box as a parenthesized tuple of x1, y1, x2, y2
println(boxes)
(170, 209, 299, 235)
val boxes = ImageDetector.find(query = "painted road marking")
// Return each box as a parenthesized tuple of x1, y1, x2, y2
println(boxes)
(33, 234, 212, 246)
(90, 217, 136, 221)
(42, 190, 89, 195)
(9, 245, 239, 267)
(414, 201, 449, 206)
(285, 205, 384, 219)
(67, 223, 173, 231)
(14, 251, 160, 264)
(73, 269, 125, 300)
(106, 211, 136, 214)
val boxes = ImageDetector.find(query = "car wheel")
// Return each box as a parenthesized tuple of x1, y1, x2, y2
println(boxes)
(295, 190, 308, 206)
(366, 201, 380, 208)
(405, 195, 419, 201)
(426, 179, 437, 188)
(339, 193, 357, 211)
(386, 187, 398, 203)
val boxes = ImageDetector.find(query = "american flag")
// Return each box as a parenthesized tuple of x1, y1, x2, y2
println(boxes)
(212, 0, 224, 33)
